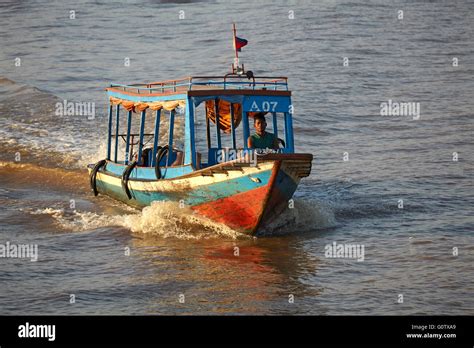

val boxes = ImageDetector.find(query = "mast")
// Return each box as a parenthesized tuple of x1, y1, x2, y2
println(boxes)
(233, 23, 239, 70)
(232, 23, 247, 75)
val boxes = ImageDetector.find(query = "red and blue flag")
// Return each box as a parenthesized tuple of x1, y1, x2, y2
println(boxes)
(234, 36, 248, 52)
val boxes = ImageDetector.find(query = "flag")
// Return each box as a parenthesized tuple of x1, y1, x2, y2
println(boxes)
(234, 36, 248, 52)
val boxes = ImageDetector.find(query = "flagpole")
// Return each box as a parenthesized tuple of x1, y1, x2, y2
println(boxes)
(233, 23, 239, 69)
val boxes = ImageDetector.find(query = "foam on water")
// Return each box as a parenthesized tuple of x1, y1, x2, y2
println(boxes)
(117, 201, 246, 240)
(29, 208, 111, 231)
(27, 202, 247, 240)
(26, 199, 336, 239)
(259, 200, 337, 236)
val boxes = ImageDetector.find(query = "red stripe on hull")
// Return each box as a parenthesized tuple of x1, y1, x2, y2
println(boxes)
(191, 162, 286, 235)
(259, 185, 294, 232)
(191, 185, 269, 234)
(260, 168, 299, 227)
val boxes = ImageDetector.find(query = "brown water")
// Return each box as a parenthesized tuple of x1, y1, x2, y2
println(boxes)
(0, 0, 473, 315)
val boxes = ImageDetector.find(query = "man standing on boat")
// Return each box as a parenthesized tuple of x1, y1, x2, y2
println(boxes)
(247, 113, 280, 150)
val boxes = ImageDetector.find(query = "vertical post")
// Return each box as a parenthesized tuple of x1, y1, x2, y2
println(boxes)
(114, 105, 120, 162)
(107, 104, 113, 160)
(124, 110, 132, 164)
(242, 111, 250, 149)
(284, 112, 295, 152)
(272, 112, 278, 139)
(214, 99, 222, 148)
(230, 103, 236, 149)
(167, 110, 175, 166)
(184, 99, 196, 167)
(137, 110, 146, 165)
(151, 109, 161, 167)
(206, 113, 211, 149)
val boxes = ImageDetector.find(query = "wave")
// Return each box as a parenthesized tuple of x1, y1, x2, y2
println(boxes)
(25, 199, 336, 239)
(259, 200, 337, 236)
(26, 201, 248, 240)
(0, 161, 88, 192)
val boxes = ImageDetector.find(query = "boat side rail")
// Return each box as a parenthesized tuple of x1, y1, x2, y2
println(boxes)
(108, 75, 288, 94)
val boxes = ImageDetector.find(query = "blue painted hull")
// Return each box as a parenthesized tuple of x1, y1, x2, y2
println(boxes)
(88, 154, 312, 235)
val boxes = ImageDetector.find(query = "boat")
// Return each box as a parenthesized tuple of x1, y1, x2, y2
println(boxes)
(87, 25, 313, 236)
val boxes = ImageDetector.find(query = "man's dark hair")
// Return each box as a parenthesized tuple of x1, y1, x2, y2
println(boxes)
(253, 113, 266, 123)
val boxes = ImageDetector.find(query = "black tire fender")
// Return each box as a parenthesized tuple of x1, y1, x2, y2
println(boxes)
(89, 159, 107, 196)
(155, 145, 169, 180)
(121, 160, 138, 200)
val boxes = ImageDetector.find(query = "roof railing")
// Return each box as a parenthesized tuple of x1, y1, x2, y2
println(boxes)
(109, 75, 289, 93)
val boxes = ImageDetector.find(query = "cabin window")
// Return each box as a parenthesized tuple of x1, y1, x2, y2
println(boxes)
(244, 111, 287, 150)
(145, 108, 185, 168)
(266, 112, 287, 149)
(193, 99, 247, 167)
(192, 99, 290, 169)
(108, 105, 185, 168)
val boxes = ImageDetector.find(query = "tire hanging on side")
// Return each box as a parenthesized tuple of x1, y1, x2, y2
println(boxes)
(89, 159, 107, 196)
(121, 160, 138, 200)
(155, 145, 169, 180)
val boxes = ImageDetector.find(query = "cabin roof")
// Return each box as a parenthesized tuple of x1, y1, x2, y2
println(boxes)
(106, 75, 291, 100)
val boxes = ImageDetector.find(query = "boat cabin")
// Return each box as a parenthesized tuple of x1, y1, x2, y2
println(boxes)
(104, 74, 295, 179)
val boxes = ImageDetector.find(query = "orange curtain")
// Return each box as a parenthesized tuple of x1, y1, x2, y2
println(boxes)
(109, 97, 186, 113)
(205, 99, 242, 134)
(121, 101, 136, 112)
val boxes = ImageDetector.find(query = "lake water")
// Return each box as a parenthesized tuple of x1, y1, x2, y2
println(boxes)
(0, 0, 473, 315)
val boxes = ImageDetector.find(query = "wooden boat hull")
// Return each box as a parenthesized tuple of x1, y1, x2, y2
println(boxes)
(88, 153, 312, 235)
